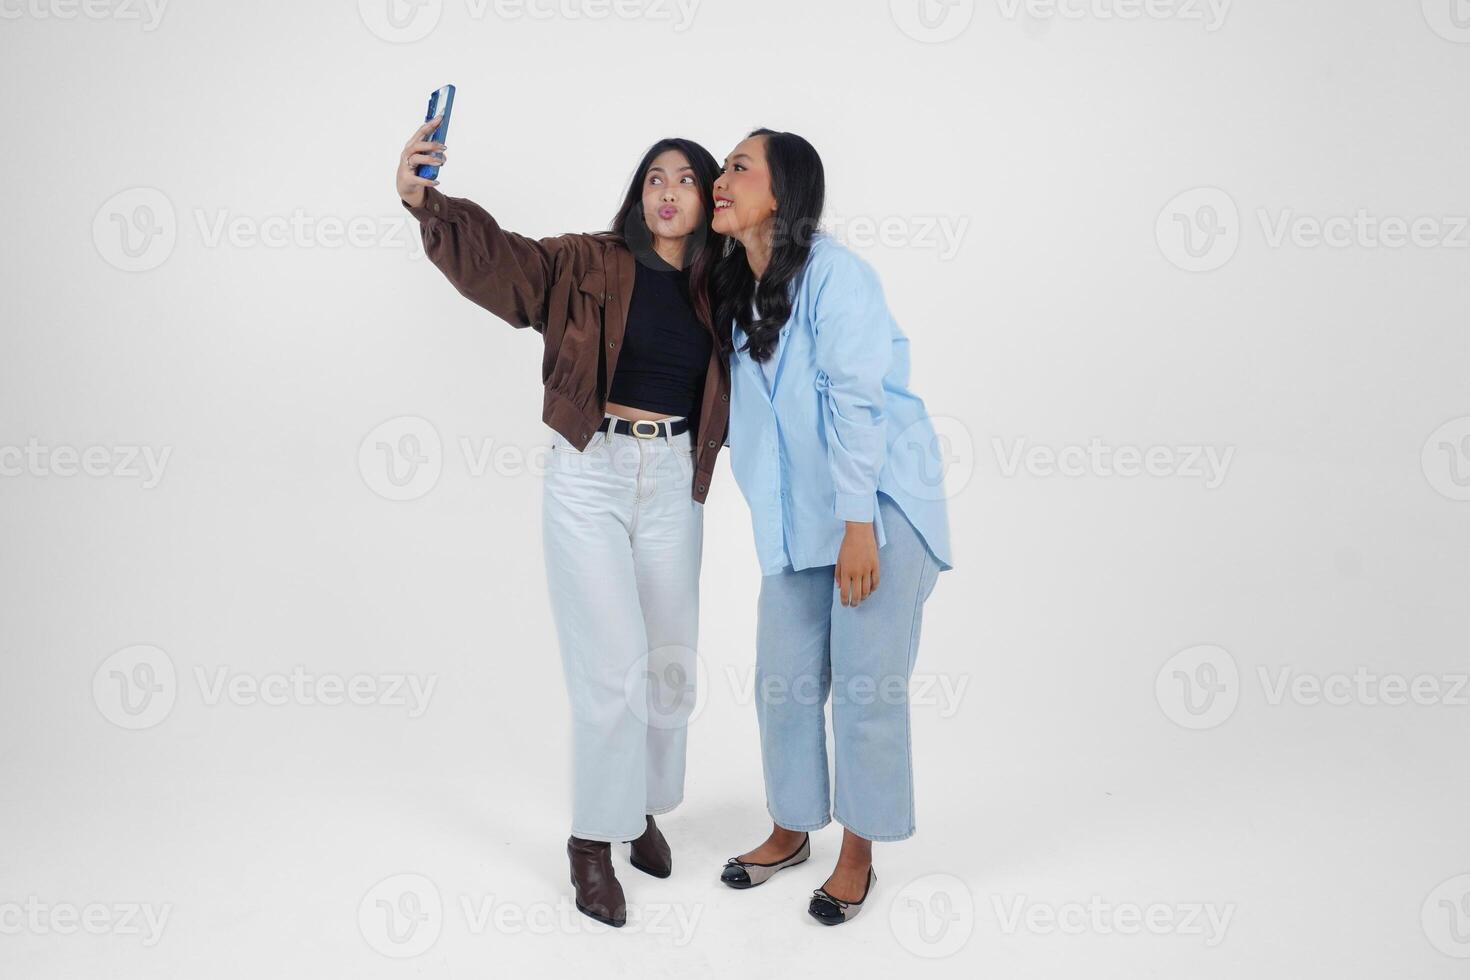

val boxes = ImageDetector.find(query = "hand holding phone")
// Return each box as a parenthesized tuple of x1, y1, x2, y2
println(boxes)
(416, 84, 455, 179)
(396, 85, 454, 208)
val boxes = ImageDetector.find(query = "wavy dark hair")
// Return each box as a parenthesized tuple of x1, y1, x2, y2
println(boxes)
(712, 128, 826, 361)
(606, 137, 724, 330)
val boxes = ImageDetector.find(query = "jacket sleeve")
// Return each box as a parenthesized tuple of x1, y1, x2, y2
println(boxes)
(401, 186, 568, 332)
(811, 249, 892, 523)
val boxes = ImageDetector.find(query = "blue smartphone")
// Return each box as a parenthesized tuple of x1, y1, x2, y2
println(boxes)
(416, 84, 455, 180)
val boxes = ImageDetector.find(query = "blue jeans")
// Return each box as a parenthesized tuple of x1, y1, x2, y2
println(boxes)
(753, 492, 942, 842)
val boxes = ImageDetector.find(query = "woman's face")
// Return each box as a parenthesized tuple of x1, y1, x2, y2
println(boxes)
(712, 135, 777, 239)
(641, 149, 703, 241)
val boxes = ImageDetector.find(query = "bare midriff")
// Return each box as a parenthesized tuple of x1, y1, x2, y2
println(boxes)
(603, 401, 679, 423)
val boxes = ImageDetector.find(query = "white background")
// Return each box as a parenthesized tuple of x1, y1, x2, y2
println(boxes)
(2, 0, 1469, 976)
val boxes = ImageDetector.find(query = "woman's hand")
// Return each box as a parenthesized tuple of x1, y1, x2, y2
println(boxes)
(835, 522, 879, 607)
(396, 115, 447, 209)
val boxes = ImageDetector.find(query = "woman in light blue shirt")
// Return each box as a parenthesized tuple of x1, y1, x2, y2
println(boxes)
(709, 128, 954, 925)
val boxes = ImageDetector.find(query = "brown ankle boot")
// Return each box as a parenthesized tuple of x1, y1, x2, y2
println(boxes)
(626, 814, 672, 879)
(567, 836, 626, 927)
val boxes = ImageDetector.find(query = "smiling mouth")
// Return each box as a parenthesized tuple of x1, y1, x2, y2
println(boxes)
(714, 198, 734, 210)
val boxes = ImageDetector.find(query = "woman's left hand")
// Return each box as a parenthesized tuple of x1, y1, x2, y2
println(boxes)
(835, 522, 880, 607)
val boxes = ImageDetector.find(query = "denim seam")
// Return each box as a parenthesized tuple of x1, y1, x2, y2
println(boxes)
(767, 806, 831, 834)
(571, 824, 654, 843)
(898, 543, 934, 837)
(646, 796, 683, 816)
(831, 810, 915, 842)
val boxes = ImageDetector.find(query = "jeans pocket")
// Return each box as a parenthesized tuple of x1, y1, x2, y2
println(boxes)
(552, 429, 604, 454)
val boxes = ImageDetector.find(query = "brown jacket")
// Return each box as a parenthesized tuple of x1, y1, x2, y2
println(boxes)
(401, 186, 730, 502)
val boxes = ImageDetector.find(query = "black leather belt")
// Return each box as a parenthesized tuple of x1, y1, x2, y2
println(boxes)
(597, 415, 691, 439)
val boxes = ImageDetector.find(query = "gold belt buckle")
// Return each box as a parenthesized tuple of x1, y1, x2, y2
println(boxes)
(631, 419, 660, 439)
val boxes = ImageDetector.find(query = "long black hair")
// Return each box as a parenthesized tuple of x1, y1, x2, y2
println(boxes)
(607, 137, 724, 330)
(712, 128, 826, 361)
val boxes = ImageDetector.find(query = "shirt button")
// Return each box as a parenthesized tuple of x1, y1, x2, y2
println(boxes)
(721, 393, 729, 402)
(707, 440, 716, 448)
(697, 483, 706, 492)
(608, 341, 616, 348)
(431, 203, 440, 213)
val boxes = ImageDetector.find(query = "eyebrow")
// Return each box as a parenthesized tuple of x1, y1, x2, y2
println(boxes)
(723, 153, 753, 164)
(647, 165, 696, 174)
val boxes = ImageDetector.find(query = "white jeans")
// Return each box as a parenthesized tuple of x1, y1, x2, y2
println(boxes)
(541, 414, 704, 842)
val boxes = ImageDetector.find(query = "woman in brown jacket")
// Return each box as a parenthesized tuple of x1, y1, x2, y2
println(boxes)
(396, 116, 730, 928)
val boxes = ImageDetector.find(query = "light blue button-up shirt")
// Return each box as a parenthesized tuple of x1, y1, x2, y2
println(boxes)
(726, 234, 955, 576)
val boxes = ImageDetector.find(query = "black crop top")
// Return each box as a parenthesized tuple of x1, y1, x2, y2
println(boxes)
(606, 260, 713, 418)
